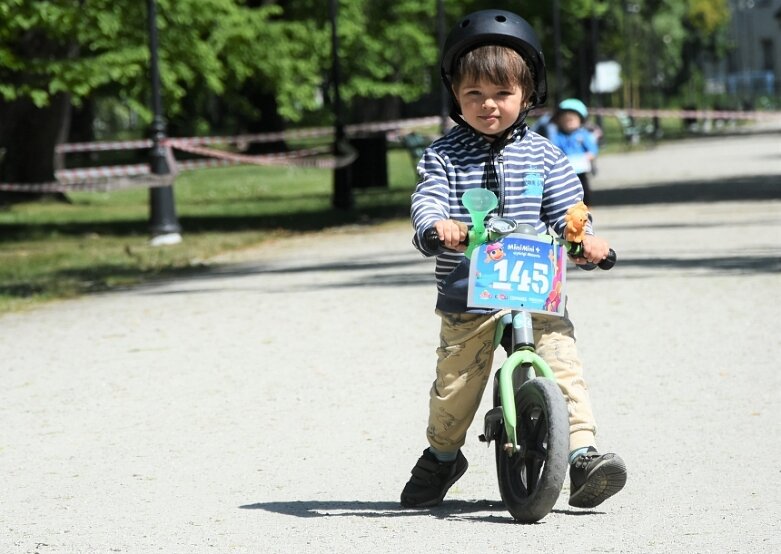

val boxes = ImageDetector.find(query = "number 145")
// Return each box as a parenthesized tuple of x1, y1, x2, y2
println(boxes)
(494, 259, 550, 294)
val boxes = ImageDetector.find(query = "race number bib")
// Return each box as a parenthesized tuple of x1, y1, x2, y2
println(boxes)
(467, 234, 567, 316)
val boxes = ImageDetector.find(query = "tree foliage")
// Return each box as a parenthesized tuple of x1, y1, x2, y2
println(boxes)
(0, 0, 733, 190)
(0, 0, 328, 122)
(0, 0, 734, 127)
(0, 0, 444, 128)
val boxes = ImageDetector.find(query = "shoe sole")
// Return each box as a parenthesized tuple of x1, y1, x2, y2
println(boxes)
(568, 455, 627, 509)
(400, 458, 469, 508)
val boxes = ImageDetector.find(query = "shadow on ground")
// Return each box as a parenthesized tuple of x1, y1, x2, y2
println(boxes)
(239, 499, 604, 524)
(134, 249, 780, 297)
(592, 174, 779, 206)
(241, 499, 509, 523)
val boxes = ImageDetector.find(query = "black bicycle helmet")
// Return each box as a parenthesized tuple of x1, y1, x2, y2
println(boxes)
(441, 9, 547, 108)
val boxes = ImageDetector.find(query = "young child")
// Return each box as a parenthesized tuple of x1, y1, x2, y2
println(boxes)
(547, 98, 600, 206)
(402, 9, 626, 510)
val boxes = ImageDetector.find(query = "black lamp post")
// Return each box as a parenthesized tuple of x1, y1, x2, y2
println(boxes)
(329, 0, 353, 210)
(146, 0, 182, 245)
(552, 0, 563, 104)
(590, 11, 603, 130)
(437, 0, 449, 134)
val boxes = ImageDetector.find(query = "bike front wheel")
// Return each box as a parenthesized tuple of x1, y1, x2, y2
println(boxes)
(495, 377, 569, 523)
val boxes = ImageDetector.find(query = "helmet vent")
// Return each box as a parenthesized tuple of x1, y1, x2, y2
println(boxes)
(495, 15, 507, 23)
(460, 19, 470, 28)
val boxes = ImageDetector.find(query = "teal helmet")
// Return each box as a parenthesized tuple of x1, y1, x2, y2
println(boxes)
(557, 98, 588, 120)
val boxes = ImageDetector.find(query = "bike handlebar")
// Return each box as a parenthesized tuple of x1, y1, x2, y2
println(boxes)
(564, 241, 617, 271)
(422, 227, 448, 252)
(422, 227, 617, 271)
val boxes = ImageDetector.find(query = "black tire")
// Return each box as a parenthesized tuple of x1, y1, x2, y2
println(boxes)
(494, 377, 569, 523)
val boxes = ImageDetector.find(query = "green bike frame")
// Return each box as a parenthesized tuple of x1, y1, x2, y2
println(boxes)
(493, 312, 556, 454)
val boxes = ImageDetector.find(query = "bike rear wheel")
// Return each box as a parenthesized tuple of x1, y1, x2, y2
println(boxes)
(495, 377, 569, 523)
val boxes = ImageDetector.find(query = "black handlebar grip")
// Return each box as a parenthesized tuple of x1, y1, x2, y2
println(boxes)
(568, 243, 617, 271)
(422, 227, 442, 252)
(580, 248, 617, 271)
(598, 248, 617, 270)
(421, 227, 470, 252)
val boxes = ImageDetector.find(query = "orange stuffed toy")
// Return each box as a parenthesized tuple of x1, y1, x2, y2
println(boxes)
(564, 201, 590, 243)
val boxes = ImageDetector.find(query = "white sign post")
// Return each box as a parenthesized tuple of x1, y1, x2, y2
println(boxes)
(590, 60, 623, 94)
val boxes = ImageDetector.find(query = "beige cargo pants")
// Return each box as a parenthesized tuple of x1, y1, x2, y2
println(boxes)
(426, 307, 597, 456)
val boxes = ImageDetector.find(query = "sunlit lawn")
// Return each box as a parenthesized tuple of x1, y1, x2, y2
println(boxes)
(0, 148, 419, 313)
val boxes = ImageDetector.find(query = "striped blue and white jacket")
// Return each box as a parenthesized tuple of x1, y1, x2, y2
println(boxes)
(410, 123, 591, 313)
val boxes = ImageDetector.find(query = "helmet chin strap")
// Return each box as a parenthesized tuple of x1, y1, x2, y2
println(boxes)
(451, 104, 534, 144)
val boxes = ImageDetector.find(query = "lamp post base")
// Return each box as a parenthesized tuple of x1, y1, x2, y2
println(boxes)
(148, 184, 181, 243)
(149, 232, 183, 247)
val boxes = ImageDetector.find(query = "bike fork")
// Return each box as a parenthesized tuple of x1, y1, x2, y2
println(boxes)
(481, 311, 556, 455)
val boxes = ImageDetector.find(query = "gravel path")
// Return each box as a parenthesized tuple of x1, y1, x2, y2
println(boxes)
(1, 131, 779, 553)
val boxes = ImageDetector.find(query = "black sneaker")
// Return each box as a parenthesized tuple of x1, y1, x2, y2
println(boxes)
(568, 448, 627, 508)
(400, 449, 468, 508)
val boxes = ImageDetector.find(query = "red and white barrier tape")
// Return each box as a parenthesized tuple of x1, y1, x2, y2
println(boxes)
(55, 163, 151, 183)
(6, 110, 778, 194)
(0, 173, 174, 193)
(1, 142, 357, 193)
(49, 110, 777, 154)
(166, 140, 356, 169)
(52, 115, 442, 153)
(56, 138, 153, 154)
(177, 158, 239, 171)
(580, 107, 781, 121)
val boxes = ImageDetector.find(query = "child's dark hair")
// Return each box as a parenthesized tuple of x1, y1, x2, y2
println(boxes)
(451, 45, 534, 94)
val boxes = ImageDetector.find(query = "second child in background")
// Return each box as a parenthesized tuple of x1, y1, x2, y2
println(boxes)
(547, 98, 599, 206)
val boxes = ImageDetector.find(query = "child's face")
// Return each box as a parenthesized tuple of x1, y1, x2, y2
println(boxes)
(454, 78, 525, 137)
(556, 111, 582, 133)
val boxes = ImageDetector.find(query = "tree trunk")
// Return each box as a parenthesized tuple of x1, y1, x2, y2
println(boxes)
(243, 88, 288, 155)
(64, 97, 98, 169)
(0, 93, 71, 205)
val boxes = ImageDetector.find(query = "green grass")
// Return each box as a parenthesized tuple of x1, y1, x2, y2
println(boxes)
(0, 148, 420, 313)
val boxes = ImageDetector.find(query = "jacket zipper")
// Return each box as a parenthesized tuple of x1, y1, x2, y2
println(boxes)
(496, 148, 506, 217)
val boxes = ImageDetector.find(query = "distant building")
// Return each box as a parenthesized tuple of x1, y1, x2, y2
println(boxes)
(707, 0, 781, 103)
